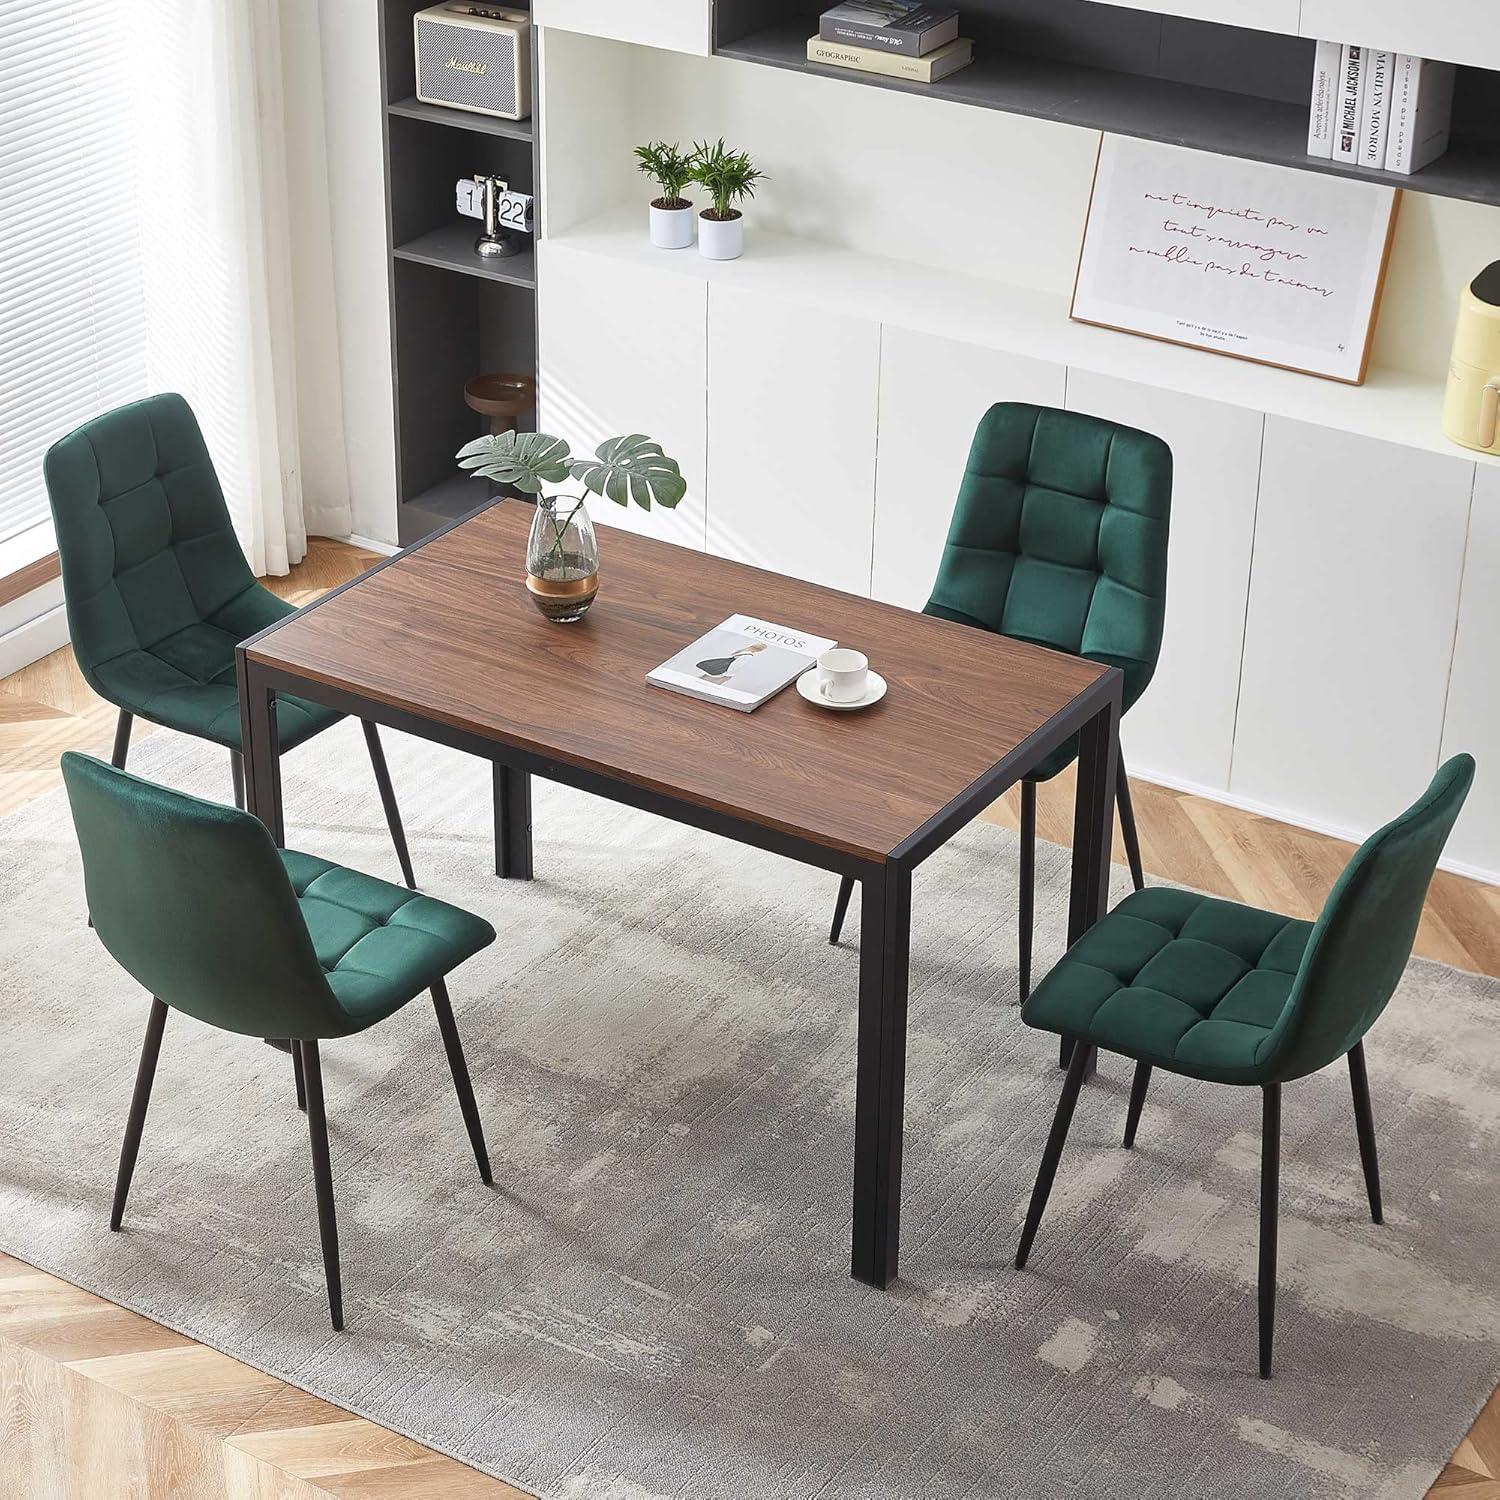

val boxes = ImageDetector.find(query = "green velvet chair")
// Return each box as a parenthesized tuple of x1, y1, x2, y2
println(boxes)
(44, 392, 415, 887)
(61, 750, 497, 1331)
(1014, 754, 1474, 1378)
(828, 403, 1172, 1000)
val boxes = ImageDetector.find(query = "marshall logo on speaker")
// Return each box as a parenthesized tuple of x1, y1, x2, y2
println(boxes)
(415, 3, 531, 122)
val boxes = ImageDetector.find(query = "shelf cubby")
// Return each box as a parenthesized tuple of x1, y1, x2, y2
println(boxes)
(387, 95, 534, 142)
(393, 224, 537, 288)
(379, 0, 539, 545)
(714, 0, 1500, 208)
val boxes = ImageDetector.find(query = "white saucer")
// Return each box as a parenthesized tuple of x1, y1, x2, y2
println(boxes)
(796, 668, 888, 712)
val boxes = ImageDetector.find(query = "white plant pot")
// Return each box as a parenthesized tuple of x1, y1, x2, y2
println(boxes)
(648, 201, 695, 250)
(698, 211, 744, 261)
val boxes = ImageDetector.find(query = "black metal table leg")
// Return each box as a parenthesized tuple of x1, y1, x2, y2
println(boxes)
(851, 860, 912, 1288)
(236, 649, 290, 1067)
(1060, 685, 1122, 1078)
(235, 653, 284, 847)
(1018, 779, 1036, 1002)
(493, 762, 533, 879)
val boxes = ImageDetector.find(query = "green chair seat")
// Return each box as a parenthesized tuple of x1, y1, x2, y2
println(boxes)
(1021, 887, 1314, 1084)
(91, 587, 341, 752)
(282, 851, 494, 1031)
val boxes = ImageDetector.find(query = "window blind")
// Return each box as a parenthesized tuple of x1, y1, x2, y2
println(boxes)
(0, 3, 148, 544)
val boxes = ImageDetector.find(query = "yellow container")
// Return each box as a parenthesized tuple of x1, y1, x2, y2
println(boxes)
(1443, 262, 1500, 455)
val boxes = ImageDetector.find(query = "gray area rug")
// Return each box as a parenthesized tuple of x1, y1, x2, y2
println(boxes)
(2, 723, 1499, 1499)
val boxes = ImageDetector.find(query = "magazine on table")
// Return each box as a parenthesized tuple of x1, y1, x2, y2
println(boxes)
(647, 615, 836, 712)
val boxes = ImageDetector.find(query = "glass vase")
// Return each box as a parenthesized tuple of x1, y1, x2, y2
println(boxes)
(525, 496, 599, 622)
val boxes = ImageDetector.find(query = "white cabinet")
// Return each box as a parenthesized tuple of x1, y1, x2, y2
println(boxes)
(533, 0, 711, 56)
(537, 241, 708, 552)
(1299, 1, 1500, 73)
(1230, 419, 1473, 836)
(1439, 463, 1497, 877)
(870, 328, 1064, 611)
(706, 287, 880, 595)
(1067, 373, 1263, 794)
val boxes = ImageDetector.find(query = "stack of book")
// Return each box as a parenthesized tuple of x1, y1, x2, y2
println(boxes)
(1308, 41, 1456, 175)
(808, 2, 973, 85)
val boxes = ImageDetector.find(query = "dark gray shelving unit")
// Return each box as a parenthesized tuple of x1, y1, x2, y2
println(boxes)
(715, 0, 1500, 208)
(379, 3, 538, 545)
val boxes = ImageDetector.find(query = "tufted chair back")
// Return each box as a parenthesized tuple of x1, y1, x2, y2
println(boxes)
(1261, 754, 1474, 1082)
(925, 403, 1173, 718)
(60, 751, 350, 1039)
(43, 393, 261, 704)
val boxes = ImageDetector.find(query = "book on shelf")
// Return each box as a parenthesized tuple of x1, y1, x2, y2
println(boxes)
(1357, 49, 1395, 170)
(1306, 39, 1342, 159)
(646, 615, 836, 713)
(807, 33, 973, 83)
(819, 1, 960, 57)
(1332, 43, 1367, 164)
(1386, 55, 1456, 174)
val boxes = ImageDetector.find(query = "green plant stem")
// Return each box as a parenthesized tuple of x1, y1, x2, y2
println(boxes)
(539, 493, 587, 575)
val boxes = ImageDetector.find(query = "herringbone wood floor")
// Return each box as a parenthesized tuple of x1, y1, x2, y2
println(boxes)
(1, 540, 1495, 1497)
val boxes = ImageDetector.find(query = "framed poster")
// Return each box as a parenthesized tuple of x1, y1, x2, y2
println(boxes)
(1071, 137, 1400, 384)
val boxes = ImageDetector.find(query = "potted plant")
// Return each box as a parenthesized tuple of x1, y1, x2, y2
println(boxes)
(691, 138, 765, 261)
(456, 429, 686, 622)
(634, 140, 697, 250)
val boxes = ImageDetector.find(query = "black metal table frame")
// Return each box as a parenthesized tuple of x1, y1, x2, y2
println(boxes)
(235, 511, 1122, 1290)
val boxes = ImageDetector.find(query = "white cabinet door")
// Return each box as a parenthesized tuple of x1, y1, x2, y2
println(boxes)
(1230, 419, 1472, 837)
(1067, 373, 1263, 794)
(706, 286, 880, 595)
(1299, 1, 1499, 72)
(533, 0, 711, 56)
(1438, 462, 1498, 879)
(537, 241, 707, 552)
(870, 328, 1064, 611)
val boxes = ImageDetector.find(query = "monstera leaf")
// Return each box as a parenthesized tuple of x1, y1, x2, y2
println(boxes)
(456, 430, 573, 494)
(569, 435, 686, 510)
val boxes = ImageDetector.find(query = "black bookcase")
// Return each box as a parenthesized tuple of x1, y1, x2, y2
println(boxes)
(715, 0, 1500, 208)
(379, 2, 538, 545)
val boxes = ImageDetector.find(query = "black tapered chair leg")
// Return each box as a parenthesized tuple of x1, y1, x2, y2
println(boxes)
(1258, 1082, 1281, 1379)
(230, 749, 245, 811)
(1122, 1060, 1152, 1148)
(431, 978, 492, 1184)
(1018, 779, 1037, 1001)
(1347, 1042, 1383, 1224)
(361, 721, 416, 890)
(829, 875, 855, 945)
(1016, 1041, 1091, 1269)
(1116, 758, 1145, 892)
(111, 998, 168, 1230)
(298, 1041, 343, 1331)
(110, 709, 133, 770)
(293, 1039, 307, 1112)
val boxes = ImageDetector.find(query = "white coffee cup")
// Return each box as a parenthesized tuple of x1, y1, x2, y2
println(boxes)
(817, 647, 869, 704)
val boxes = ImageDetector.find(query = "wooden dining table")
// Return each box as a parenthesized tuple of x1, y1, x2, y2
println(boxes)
(235, 501, 1121, 1289)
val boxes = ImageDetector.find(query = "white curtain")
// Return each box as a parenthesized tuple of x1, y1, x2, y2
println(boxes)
(132, 0, 352, 576)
